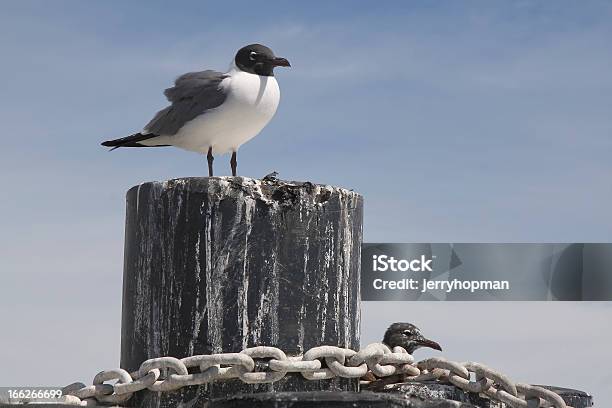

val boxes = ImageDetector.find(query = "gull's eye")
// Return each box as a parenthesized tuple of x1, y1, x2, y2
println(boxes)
(403, 330, 413, 336)
(249, 52, 257, 61)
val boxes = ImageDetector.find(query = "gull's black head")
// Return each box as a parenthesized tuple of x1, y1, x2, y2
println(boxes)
(383, 322, 442, 354)
(235, 44, 290, 77)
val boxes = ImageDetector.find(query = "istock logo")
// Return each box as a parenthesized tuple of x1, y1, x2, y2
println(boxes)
(372, 255, 434, 272)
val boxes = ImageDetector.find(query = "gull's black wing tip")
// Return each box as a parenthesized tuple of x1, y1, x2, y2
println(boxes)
(101, 133, 160, 149)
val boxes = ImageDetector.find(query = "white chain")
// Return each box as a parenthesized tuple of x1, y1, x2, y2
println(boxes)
(59, 343, 570, 408)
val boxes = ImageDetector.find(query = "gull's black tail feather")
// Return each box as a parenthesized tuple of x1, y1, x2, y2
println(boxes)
(101, 133, 165, 151)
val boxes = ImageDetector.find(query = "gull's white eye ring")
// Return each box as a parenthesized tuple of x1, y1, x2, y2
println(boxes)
(249, 51, 257, 61)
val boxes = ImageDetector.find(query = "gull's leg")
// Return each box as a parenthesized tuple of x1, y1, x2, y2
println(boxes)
(207, 147, 214, 177)
(230, 151, 237, 176)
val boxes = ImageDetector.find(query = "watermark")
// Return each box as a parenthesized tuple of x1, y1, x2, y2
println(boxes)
(372, 278, 510, 293)
(0, 387, 63, 404)
(361, 243, 612, 301)
(372, 254, 434, 272)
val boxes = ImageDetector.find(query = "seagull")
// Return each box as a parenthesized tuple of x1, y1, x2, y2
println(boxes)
(383, 322, 442, 353)
(362, 322, 442, 387)
(101, 44, 290, 177)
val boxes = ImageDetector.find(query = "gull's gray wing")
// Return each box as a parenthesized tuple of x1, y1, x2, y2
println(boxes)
(144, 70, 229, 136)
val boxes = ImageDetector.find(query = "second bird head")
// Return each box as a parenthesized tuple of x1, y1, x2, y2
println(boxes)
(383, 322, 442, 354)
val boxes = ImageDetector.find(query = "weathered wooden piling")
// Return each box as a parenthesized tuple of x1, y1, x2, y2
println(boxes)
(120, 177, 363, 407)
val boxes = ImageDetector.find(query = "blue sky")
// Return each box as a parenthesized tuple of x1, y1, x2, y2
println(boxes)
(1, 0, 611, 403)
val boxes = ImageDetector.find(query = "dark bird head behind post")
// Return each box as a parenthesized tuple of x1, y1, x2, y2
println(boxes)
(383, 322, 442, 354)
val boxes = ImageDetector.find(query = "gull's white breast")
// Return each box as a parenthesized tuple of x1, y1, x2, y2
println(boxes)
(166, 69, 280, 155)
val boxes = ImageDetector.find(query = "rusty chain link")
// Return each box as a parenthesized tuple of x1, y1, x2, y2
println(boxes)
(57, 343, 570, 408)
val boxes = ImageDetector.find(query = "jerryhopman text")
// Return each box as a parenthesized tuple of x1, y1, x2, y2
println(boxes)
(372, 278, 510, 293)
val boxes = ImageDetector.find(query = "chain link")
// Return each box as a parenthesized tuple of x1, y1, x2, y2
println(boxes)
(59, 342, 570, 408)
(403, 359, 569, 408)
